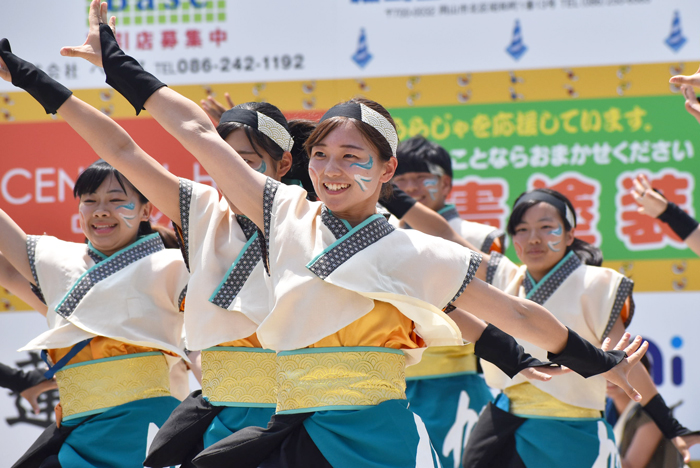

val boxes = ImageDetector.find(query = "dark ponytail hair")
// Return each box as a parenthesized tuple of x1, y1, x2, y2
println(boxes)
(73, 159, 177, 248)
(284, 119, 316, 195)
(216, 102, 290, 164)
(507, 188, 603, 266)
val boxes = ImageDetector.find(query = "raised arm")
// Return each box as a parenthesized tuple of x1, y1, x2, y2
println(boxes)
(630, 173, 700, 256)
(0, 41, 180, 226)
(61, 0, 266, 228)
(0, 252, 47, 315)
(0, 210, 33, 285)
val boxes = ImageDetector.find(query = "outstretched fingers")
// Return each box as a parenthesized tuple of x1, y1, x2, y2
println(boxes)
(670, 65, 700, 88)
(681, 84, 700, 124)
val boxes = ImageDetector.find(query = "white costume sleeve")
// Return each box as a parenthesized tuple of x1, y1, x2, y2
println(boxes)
(21, 234, 188, 359)
(177, 179, 266, 350)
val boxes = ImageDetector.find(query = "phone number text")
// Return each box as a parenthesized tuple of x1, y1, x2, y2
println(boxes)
(154, 55, 305, 75)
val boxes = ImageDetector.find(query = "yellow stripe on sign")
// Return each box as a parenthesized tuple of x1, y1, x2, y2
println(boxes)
(1, 60, 697, 123)
(602, 258, 700, 292)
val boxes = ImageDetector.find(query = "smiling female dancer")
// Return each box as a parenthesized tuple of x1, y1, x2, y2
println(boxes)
(33, 6, 652, 465)
(464, 188, 700, 467)
(0, 156, 189, 468)
(0, 19, 313, 468)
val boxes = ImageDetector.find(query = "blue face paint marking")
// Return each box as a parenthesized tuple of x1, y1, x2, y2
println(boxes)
(350, 155, 374, 191)
(255, 160, 267, 174)
(350, 155, 374, 171)
(354, 175, 373, 192)
(423, 178, 438, 200)
(547, 223, 563, 252)
(116, 203, 136, 228)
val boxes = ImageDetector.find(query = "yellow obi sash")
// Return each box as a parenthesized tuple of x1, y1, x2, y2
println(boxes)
(275, 347, 407, 414)
(55, 352, 171, 421)
(505, 383, 602, 419)
(201, 347, 277, 408)
(405, 344, 477, 380)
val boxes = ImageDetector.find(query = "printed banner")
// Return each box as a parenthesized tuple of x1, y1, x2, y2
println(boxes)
(390, 94, 700, 260)
(1, 0, 700, 91)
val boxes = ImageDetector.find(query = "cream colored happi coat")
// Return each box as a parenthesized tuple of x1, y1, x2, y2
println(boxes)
(177, 179, 269, 350)
(481, 251, 634, 410)
(21, 233, 189, 360)
(437, 204, 505, 253)
(254, 179, 482, 365)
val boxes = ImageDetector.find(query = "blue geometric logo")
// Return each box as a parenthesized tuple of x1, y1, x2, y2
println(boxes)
(352, 28, 373, 68)
(506, 20, 528, 61)
(665, 11, 687, 53)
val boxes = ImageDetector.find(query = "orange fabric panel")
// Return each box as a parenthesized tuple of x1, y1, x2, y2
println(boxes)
(311, 300, 424, 350)
(48, 336, 171, 366)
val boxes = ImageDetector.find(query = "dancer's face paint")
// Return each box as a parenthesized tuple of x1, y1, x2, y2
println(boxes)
(350, 155, 374, 192)
(547, 223, 563, 252)
(116, 202, 137, 228)
(224, 129, 276, 178)
(308, 121, 396, 225)
(78, 174, 150, 257)
(511, 202, 572, 282)
(392, 173, 443, 211)
(423, 178, 438, 200)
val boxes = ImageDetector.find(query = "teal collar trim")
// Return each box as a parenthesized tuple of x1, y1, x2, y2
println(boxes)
(55, 234, 164, 318)
(307, 213, 394, 279)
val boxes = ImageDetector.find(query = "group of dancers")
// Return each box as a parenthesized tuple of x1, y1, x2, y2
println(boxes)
(1, 1, 699, 467)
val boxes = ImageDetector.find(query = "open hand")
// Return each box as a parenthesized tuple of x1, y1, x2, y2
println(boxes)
(59, 0, 115, 68)
(679, 84, 700, 124)
(200, 92, 235, 125)
(20, 378, 58, 415)
(672, 433, 700, 464)
(601, 333, 648, 402)
(630, 174, 668, 218)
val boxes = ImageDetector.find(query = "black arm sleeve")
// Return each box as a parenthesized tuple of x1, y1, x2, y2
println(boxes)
(0, 363, 46, 393)
(379, 184, 416, 219)
(474, 324, 553, 378)
(547, 327, 625, 378)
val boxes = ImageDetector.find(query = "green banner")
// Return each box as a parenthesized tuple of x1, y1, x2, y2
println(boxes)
(389, 95, 699, 261)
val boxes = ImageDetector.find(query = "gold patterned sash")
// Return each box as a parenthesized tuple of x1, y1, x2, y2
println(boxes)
(201, 347, 277, 407)
(405, 344, 477, 379)
(56, 352, 171, 421)
(505, 382, 602, 419)
(275, 347, 406, 414)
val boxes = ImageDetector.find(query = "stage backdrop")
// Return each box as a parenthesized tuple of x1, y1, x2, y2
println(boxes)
(1, 0, 700, 464)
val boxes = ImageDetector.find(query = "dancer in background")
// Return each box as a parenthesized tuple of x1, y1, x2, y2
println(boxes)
(607, 356, 685, 468)
(465, 188, 699, 467)
(391, 136, 506, 468)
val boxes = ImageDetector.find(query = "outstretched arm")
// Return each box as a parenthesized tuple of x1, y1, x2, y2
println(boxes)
(61, 0, 266, 229)
(608, 318, 700, 463)
(0, 44, 181, 226)
(630, 173, 700, 256)
(452, 279, 647, 401)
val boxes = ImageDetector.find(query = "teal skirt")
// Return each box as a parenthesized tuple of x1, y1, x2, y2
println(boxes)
(304, 399, 442, 468)
(203, 406, 275, 448)
(58, 396, 180, 468)
(406, 373, 493, 468)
